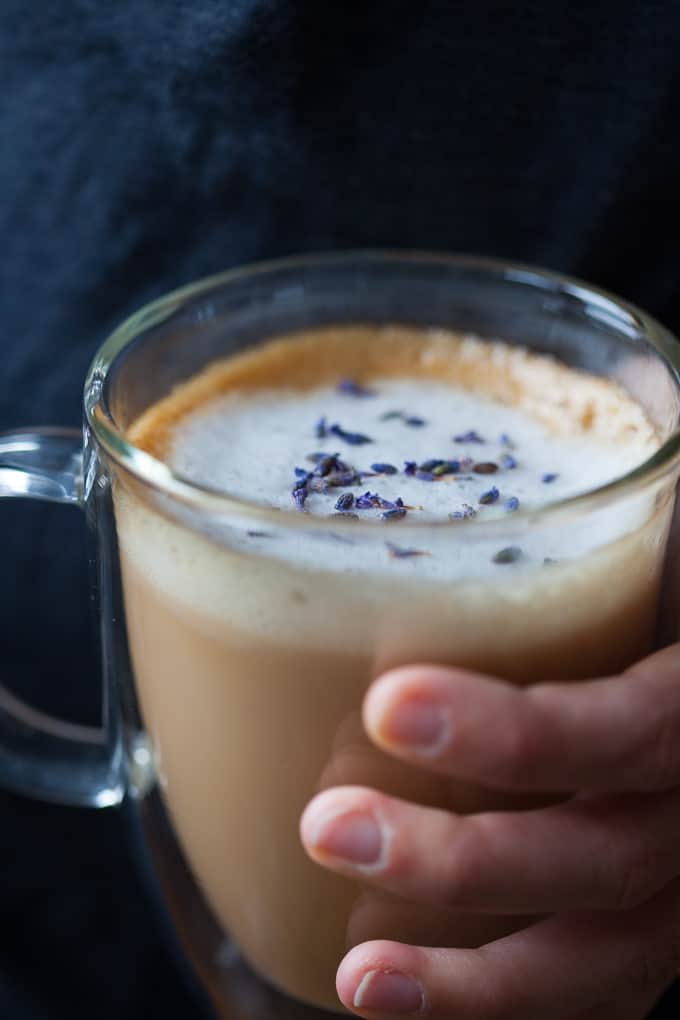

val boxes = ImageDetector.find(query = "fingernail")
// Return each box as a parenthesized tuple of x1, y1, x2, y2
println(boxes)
(354, 969, 425, 1013)
(381, 699, 449, 754)
(311, 810, 383, 867)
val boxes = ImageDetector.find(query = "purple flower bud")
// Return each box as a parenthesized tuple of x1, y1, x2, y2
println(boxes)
(381, 507, 407, 521)
(454, 429, 485, 443)
(385, 542, 427, 558)
(329, 423, 373, 445)
(479, 486, 500, 505)
(336, 379, 376, 397)
(335, 492, 355, 511)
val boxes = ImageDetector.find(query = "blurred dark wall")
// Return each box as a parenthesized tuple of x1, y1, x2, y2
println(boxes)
(1, 2, 680, 1017)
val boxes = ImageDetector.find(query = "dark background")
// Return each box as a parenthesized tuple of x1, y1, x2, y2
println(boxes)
(1, 1, 680, 1016)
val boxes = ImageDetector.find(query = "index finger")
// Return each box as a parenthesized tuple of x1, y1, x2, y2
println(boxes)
(363, 643, 680, 793)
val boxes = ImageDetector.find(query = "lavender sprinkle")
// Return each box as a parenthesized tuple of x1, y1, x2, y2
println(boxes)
(403, 461, 417, 476)
(381, 507, 407, 521)
(405, 415, 426, 427)
(315, 416, 328, 439)
(327, 469, 361, 487)
(291, 486, 308, 511)
(371, 462, 398, 475)
(479, 486, 500, 505)
(380, 410, 405, 421)
(336, 378, 375, 397)
(500, 453, 518, 470)
(433, 460, 460, 476)
(415, 469, 436, 481)
(329, 423, 373, 445)
(542, 472, 559, 483)
(504, 496, 520, 512)
(332, 511, 359, 519)
(492, 546, 523, 564)
(449, 503, 477, 520)
(385, 542, 427, 558)
(500, 433, 515, 447)
(454, 430, 485, 443)
(334, 492, 355, 511)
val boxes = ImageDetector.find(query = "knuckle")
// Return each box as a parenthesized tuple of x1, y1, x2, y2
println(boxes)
(611, 839, 663, 911)
(625, 939, 680, 1000)
(500, 718, 545, 786)
(439, 818, 487, 907)
(645, 709, 680, 789)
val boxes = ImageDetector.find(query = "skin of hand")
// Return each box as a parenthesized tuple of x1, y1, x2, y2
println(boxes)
(300, 644, 680, 1019)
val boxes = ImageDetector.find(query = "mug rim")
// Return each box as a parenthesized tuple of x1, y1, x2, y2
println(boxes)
(84, 249, 680, 534)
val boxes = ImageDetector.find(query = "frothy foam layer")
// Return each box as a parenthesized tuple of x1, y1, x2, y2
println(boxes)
(168, 377, 653, 521)
(116, 327, 664, 643)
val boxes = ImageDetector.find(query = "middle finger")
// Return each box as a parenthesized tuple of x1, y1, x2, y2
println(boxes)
(300, 785, 680, 914)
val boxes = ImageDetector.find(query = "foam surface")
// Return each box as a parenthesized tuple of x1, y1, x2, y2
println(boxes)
(168, 377, 653, 520)
(114, 328, 668, 647)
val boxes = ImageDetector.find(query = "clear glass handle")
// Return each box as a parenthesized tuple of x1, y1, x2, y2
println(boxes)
(0, 428, 123, 807)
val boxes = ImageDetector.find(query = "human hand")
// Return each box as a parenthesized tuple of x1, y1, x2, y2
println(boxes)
(300, 643, 680, 1019)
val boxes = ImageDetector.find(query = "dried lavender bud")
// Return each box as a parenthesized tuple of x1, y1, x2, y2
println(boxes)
(405, 415, 426, 427)
(326, 468, 361, 487)
(473, 462, 499, 474)
(336, 378, 375, 397)
(500, 453, 518, 470)
(291, 486, 308, 511)
(504, 496, 520, 512)
(329, 423, 373, 445)
(315, 416, 328, 438)
(381, 506, 407, 521)
(395, 497, 405, 507)
(500, 433, 514, 447)
(307, 477, 330, 494)
(432, 459, 460, 476)
(479, 485, 500, 505)
(246, 530, 273, 538)
(385, 542, 427, 558)
(371, 462, 398, 474)
(454, 429, 485, 443)
(415, 469, 435, 481)
(335, 492, 355, 511)
(355, 491, 378, 509)
(315, 453, 341, 476)
(542, 472, 559, 483)
(449, 503, 477, 519)
(492, 546, 523, 564)
(380, 409, 405, 421)
(419, 459, 444, 472)
(332, 511, 359, 519)
(403, 461, 417, 476)
(294, 467, 313, 481)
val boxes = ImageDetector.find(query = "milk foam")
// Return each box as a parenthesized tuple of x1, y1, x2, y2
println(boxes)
(169, 378, 653, 519)
(114, 330, 667, 648)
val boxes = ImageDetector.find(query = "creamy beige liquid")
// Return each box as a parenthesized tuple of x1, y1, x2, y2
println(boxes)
(115, 326, 671, 1012)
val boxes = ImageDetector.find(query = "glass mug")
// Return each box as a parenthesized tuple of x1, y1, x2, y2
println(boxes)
(2, 252, 680, 1018)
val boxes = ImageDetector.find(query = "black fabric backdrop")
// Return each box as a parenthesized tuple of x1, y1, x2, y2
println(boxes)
(1, 1, 680, 1016)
